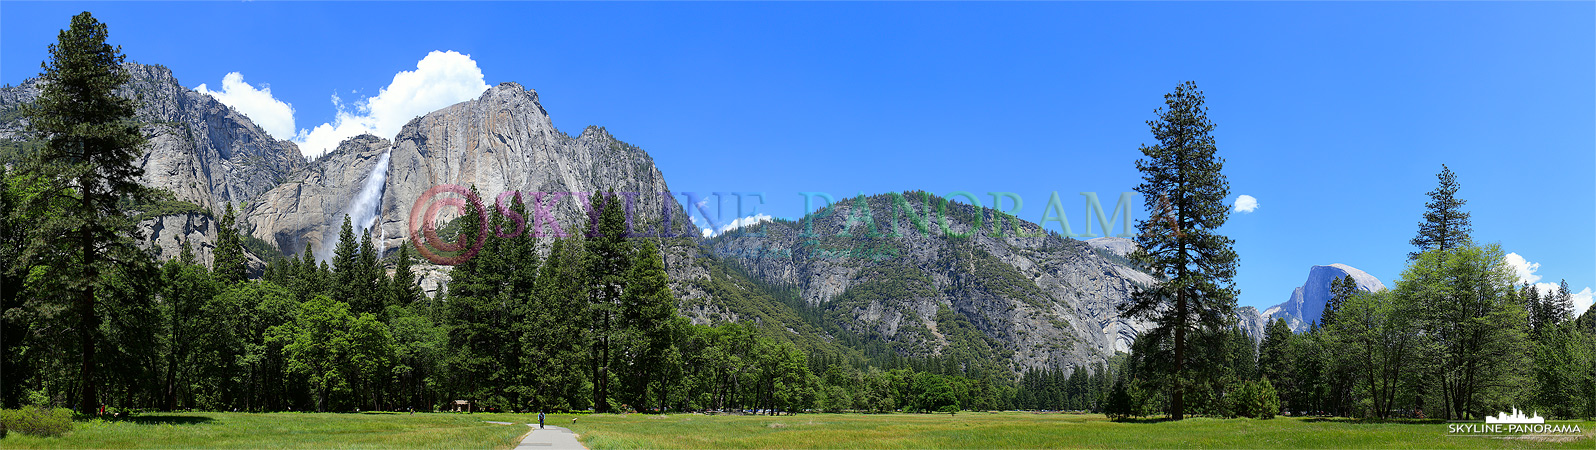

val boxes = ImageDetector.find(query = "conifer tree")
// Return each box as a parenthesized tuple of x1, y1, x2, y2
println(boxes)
(525, 236, 591, 411)
(1409, 165, 1471, 259)
(1256, 318, 1293, 411)
(1323, 275, 1358, 328)
(622, 239, 683, 410)
(585, 191, 631, 413)
(213, 203, 248, 284)
(440, 186, 509, 408)
(390, 244, 421, 306)
(1552, 280, 1574, 326)
(1118, 81, 1239, 420)
(331, 215, 361, 305)
(356, 227, 382, 315)
(22, 12, 149, 412)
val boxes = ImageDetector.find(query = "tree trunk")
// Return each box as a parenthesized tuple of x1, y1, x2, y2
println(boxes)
(1171, 290, 1186, 420)
(77, 225, 98, 414)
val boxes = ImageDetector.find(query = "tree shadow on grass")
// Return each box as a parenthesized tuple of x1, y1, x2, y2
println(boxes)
(1299, 417, 1446, 425)
(111, 415, 215, 425)
(1109, 417, 1181, 424)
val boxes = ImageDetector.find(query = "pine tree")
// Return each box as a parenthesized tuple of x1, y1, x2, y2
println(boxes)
(356, 227, 382, 315)
(22, 12, 149, 412)
(1118, 81, 1239, 420)
(585, 191, 631, 413)
(1409, 165, 1471, 259)
(213, 203, 247, 284)
(389, 244, 421, 306)
(1552, 280, 1574, 326)
(1323, 275, 1358, 328)
(440, 186, 509, 408)
(621, 239, 683, 410)
(331, 215, 361, 306)
(525, 236, 591, 411)
(294, 242, 325, 302)
(1257, 318, 1293, 399)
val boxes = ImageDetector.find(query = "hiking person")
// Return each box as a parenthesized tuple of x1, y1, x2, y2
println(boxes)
(538, 411, 545, 429)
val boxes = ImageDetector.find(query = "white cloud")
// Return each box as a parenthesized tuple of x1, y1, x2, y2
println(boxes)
(1504, 252, 1543, 285)
(690, 213, 774, 238)
(195, 72, 297, 139)
(718, 213, 774, 235)
(1505, 253, 1592, 318)
(1232, 194, 1258, 213)
(293, 50, 490, 158)
(1572, 287, 1594, 318)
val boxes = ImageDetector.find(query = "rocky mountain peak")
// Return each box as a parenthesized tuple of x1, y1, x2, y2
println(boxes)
(0, 60, 306, 267)
(1261, 263, 1387, 332)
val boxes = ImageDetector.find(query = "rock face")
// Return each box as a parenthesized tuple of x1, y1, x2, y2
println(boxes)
(0, 63, 307, 217)
(138, 213, 218, 267)
(244, 134, 393, 259)
(702, 192, 1155, 371)
(377, 82, 696, 255)
(1261, 263, 1387, 332)
(1085, 237, 1137, 257)
(245, 82, 700, 290)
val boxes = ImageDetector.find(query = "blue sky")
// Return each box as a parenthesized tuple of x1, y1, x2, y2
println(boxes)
(3, 2, 1592, 314)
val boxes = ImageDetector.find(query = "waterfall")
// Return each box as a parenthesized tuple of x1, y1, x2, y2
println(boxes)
(319, 149, 392, 261)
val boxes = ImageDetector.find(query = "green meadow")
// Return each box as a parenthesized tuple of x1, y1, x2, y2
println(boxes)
(527, 412, 1595, 450)
(3, 411, 1593, 449)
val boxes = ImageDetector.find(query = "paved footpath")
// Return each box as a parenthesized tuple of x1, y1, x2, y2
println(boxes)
(515, 424, 587, 450)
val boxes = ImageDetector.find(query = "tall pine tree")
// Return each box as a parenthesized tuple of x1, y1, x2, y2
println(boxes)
(331, 215, 362, 307)
(585, 191, 631, 413)
(22, 12, 149, 412)
(621, 239, 683, 410)
(1118, 81, 1239, 420)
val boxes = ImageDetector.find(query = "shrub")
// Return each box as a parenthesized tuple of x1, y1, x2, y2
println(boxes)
(1255, 378, 1279, 420)
(0, 406, 73, 437)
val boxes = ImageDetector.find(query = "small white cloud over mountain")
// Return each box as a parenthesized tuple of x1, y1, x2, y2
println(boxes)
(694, 213, 774, 238)
(1233, 194, 1258, 213)
(195, 73, 297, 139)
(718, 213, 773, 235)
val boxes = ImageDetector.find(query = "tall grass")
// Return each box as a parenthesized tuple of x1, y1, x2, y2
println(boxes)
(0, 412, 529, 449)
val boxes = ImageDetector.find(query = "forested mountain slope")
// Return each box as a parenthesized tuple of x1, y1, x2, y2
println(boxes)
(700, 192, 1156, 373)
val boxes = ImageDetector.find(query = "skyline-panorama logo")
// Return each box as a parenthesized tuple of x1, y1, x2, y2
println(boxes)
(1447, 409, 1583, 437)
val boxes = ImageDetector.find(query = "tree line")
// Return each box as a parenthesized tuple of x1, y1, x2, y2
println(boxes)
(1108, 155, 1596, 420)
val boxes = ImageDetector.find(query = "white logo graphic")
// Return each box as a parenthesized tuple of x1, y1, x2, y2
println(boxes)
(1484, 408, 1544, 424)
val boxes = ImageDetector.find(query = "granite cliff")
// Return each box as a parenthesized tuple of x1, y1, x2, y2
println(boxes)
(0, 62, 306, 264)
